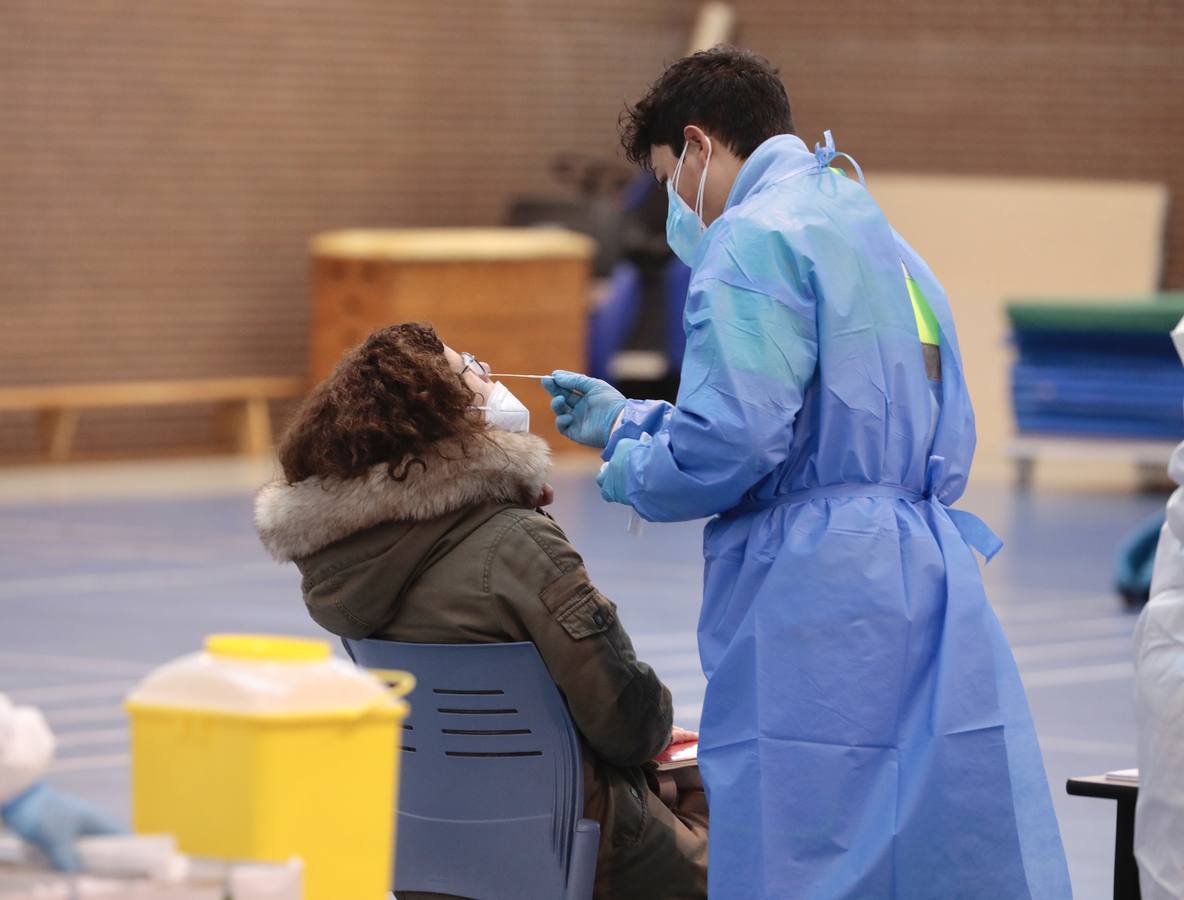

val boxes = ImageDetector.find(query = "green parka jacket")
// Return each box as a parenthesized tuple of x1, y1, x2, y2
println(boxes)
(255, 429, 707, 899)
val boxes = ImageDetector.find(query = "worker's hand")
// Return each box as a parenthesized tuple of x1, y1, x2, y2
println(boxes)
(1, 781, 122, 871)
(596, 438, 639, 505)
(668, 726, 699, 746)
(542, 371, 626, 449)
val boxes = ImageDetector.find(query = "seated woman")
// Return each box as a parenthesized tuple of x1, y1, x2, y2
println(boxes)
(254, 323, 707, 900)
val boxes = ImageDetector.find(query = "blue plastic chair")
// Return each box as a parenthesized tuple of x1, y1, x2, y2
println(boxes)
(343, 639, 600, 900)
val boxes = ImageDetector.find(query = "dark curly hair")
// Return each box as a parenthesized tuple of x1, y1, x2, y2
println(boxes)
(278, 323, 487, 484)
(620, 46, 794, 170)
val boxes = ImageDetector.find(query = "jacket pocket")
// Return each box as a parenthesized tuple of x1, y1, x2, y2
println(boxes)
(556, 590, 617, 640)
(608, 765, 649, 848)
(540, 568, 618, 640)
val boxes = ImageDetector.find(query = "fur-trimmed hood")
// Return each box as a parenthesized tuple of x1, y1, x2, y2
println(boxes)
(254, 430, 551, 561)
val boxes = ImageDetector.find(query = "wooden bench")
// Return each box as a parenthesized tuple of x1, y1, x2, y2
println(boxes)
(0, 377, 307, 461)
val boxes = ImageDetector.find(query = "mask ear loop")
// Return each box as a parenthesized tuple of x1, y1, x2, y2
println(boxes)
(671, 142, 689, 195)
(693, 136, 712, 229)
(474, 380, 505, 413)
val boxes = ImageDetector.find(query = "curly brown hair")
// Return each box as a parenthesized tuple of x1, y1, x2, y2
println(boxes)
(277, 323, 487, 484)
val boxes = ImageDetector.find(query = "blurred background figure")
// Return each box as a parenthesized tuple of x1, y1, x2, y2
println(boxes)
(1, 3, 1182, 899)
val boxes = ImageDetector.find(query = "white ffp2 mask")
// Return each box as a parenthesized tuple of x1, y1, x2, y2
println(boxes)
(479, 381, 531, 433)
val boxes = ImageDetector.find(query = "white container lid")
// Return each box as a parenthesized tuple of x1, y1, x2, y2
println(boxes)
(125, 635, 404, 718)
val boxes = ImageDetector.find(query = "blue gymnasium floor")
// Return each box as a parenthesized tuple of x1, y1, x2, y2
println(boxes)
(0, 462, 1165, 900)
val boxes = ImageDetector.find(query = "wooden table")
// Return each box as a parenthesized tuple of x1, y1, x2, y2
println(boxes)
(1066, 774, 1140, 900)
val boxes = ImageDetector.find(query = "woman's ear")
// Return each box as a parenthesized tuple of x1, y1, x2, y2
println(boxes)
(441, 344, 463, 373)
(469, 377, 495, 406)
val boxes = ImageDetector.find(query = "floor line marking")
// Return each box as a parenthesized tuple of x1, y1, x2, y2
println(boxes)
(1007, 618, 1135, 644)
(1023, 662, 1133, 688)
(1039, 736, 1134, 757)
(983, 582, 1121, 604)
(0, 561, 290, 601)
(7, 679, 139, 704)
(42, 705, 128, 725)
(50, 753, 129, 774)
(629, 633, 700, 652)
(993, 601, 1121, 625)
(53, 728, 127, 749)
(1013, 636, 1135, 664)
(661, 675, 708, 693)
(0, 652, 150, 676)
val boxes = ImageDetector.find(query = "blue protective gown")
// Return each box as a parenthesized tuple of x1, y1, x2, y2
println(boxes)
(603, 135, 1071, 899)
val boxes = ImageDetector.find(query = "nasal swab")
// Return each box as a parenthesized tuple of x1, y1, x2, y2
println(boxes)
(489, 373, 584, 397)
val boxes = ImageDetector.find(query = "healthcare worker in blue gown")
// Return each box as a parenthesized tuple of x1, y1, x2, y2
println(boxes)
(544, 48, 1071, 899)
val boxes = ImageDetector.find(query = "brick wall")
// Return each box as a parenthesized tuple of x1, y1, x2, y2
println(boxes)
(1, 1, 1180, 456)
(737, 0, 1183, 274)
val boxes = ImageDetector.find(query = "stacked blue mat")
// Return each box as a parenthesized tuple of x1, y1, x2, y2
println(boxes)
(1008, 294, 1184, 439)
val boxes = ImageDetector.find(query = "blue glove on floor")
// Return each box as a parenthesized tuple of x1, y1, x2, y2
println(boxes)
(542, 370, 626, 449)
(596, 437, 640, 505)
(2, 781, 122, 871)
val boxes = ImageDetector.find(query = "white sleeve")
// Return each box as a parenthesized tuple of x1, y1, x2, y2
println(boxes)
(0, 693, 56, 806)
(1135, 440, 1184, 899)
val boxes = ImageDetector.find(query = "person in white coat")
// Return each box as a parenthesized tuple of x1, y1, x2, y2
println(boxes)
(1135, 319, 1184, 899)
(0, 692, 119, 870)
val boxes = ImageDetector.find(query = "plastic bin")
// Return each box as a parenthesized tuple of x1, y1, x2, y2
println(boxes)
(125, 634, 413, 900)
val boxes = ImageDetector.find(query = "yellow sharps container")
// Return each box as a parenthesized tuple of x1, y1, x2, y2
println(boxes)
(125, 634, 414, 900)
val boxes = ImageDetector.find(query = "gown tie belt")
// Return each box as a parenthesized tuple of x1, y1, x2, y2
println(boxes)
(720, 458, 1002, 561)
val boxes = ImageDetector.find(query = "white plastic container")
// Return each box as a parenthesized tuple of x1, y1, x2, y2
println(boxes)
(126, 635, 393, 715)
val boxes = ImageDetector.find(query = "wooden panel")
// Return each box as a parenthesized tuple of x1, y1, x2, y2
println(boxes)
(391, 262, 587, 454)
(308, 257, 390, 379)
(871, 175, 1168, 475)
(311, 237, 589, 453)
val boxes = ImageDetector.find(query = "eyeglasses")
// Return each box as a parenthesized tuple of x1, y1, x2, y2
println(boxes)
(459, 352, 492, 382)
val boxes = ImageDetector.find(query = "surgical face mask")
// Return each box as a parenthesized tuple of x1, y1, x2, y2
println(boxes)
(479, 381, 530, 432)
(665, 136, 712, 266)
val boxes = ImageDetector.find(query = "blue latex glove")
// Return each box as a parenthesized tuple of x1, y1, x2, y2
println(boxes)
(2, 781, 122, 871)
(541, 370, 626, 449)
(596, 437, 640, 505)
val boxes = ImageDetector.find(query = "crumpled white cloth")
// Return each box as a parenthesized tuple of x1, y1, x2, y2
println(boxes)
(0, 692, 55, 806)
(1136, 429, 1184, 899)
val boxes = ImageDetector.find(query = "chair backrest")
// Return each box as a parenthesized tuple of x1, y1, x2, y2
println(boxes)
(343, 639, 585, 900)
